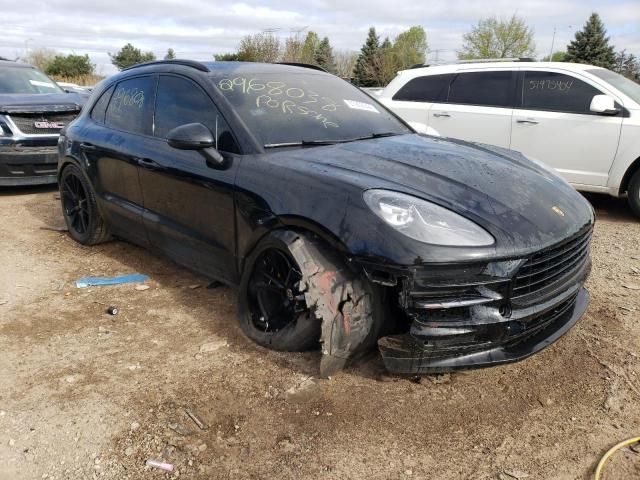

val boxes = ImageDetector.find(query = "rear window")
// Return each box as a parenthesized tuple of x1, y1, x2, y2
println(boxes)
(90, 86, 114, 124)
(392, 74, 454, 102)
(104, 76, 155, 136)
(522, 71, 601, 114)
(447, 71, 513, 107)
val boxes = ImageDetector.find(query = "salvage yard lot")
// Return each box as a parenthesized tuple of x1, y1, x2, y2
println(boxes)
(0, 186, 639, 480)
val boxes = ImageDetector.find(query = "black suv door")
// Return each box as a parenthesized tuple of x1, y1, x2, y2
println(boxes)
(84, 75, 156, 246)
(138, 74, 241, 283)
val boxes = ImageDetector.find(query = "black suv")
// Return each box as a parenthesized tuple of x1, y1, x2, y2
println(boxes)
(58, 60, 594, 376)
(0, 60, 86, 186)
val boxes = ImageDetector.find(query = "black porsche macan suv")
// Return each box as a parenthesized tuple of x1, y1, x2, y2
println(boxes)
(0, 60, 86, 186)
(57, 60, 593, 376)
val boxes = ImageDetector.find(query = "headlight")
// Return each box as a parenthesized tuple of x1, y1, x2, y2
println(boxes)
(363, 189, 494, 247)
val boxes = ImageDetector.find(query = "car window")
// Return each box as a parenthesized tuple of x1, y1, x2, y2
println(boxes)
(522, 71, 601, 113)
(587, 68, 640, 105)
(104, 76, 155, 135)
(392, 74, 454, 102)
(90, 85, 114, 124)
(447, 71, 513, 107)
(154, 75, 239, 153)
(211, 70, 410, 147)
(0, 66, 65, 94)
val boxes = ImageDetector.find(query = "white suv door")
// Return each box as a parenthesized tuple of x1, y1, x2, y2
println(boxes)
(510, 69, 623, 187)
(429, 70, 515, 148)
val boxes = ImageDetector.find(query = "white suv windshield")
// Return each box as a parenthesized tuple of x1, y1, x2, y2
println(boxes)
(587, 68, 640, 105)
(0, 66, 64, 94)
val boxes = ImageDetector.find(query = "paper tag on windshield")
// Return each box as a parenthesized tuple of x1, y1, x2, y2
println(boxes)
(29, 80, 57, 88)
(343, 99, 379, 113)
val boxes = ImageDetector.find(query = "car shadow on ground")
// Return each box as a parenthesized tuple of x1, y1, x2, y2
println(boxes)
(583, 192, 636, 223)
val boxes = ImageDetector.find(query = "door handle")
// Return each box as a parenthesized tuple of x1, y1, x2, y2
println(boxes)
(80, 142, 97, 151)
(136, 157, 160, 170)
(516, 118, 539, 125)
(433, 112, 451, 118)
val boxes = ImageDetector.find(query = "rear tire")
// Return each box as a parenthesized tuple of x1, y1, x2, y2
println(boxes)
(628, 169, 640, 219)
(59, 164, 111, 245)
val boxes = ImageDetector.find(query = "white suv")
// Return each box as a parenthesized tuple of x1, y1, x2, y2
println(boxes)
(378, 61, 640, 217)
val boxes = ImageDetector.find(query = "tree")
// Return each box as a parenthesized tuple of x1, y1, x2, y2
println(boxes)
(565, 13, 616, 68)
(542, 51, 567, 62)
(458, 15, 535, 59)
(353, 27, 381, 86)
(237, 33, 281, 63)
(164, 48, 176, 60)
(392, 26, 427, 69)
(109, 43, 156, 70)
(613, 50, 640, 83)
(281, 34, 304, 63)
(214, 52, 240, 61)
(300, 31, 320, 64)
(315, 37, 336, 73)
(24, 48, 57, 71)
(334, 50, 358, 79)
(45, 54, 94, 77)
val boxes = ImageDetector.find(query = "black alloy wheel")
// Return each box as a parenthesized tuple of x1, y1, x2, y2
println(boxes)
(247, 248, 308, 333)
(61, 172, 90, 235)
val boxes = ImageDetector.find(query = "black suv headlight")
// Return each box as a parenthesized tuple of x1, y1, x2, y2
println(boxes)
(363, 189, 495, 247)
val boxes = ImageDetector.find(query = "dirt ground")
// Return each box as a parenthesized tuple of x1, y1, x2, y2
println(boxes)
(0, 186, 639, 480)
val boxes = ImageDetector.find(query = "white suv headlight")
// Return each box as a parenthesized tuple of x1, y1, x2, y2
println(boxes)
(363, 189, 495, 247)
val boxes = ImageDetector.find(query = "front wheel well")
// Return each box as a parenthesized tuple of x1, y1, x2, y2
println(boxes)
(619, 155, 640, 195)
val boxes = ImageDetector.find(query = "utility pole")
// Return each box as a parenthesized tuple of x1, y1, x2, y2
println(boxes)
(548, 27, 556, 60)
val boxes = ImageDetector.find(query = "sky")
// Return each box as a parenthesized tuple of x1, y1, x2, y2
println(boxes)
(0, 0, 639, 77)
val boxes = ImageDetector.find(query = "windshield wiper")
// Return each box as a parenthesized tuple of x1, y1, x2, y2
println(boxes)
(264, 132, 402, 149)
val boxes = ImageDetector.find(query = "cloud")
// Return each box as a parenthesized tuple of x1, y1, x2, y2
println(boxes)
(0, 0, 638, 76)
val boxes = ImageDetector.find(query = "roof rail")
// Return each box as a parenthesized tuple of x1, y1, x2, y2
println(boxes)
(410, 57, 536, 69)
(121, 59, 210, 72)
(456, 57, 535, 64)
(277, 62, 328, 73)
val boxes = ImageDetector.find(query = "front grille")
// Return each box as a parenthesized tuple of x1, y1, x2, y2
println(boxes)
(512, 229, 591, 298)
(8, 113, 77, 135)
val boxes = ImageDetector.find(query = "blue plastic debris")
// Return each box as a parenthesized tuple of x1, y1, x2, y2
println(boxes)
(75, 274, 150, 288)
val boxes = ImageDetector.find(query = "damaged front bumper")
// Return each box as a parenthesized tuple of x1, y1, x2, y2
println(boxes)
(359, 227, 592, 374)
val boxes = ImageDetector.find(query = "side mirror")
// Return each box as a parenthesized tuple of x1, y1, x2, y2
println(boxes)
(167, 123, 215, 149)
(166, 123, 226, 167)
(589, 95, 619, 115)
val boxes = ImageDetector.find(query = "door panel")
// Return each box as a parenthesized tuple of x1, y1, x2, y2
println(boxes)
(510, 70, 623, 186)
(82, 77, 156, 246)
(430, 70, 515, 148)
(139, 74, 241, 283)
(430, 104, 513, 148)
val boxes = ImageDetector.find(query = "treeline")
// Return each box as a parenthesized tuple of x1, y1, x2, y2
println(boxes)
(16, 11, 639, 87)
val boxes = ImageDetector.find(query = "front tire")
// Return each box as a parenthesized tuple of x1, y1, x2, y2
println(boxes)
(237, 231, 320, 351)
(628, 169, 640, 219)
(59, 164, 111, 245)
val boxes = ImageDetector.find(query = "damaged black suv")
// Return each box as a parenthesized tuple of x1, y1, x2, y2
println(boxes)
(58, 60, 593, 376)
(0, 60, 85, 186)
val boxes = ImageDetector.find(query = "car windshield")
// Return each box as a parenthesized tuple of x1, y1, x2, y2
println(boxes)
(0, 66, 64, 94)
(587, 68, 640, 105)
(210, 70, 411, 147)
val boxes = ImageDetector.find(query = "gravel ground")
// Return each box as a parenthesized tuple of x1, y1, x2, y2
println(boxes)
(0, 186, 639, 480)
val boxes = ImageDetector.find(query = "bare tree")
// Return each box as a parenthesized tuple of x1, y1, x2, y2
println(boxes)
(23, 47, 57, 70)
(238, 33, 281, 63)
(334, 50, 358, 79)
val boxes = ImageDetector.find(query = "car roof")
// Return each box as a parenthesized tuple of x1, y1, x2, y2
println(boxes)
(0, 60, 34, 69)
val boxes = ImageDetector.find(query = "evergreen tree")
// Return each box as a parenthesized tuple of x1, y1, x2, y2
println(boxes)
(353, 27, 380, 86)
(613, 50, 640, 83)
(315, 37, 336, 73)
(109, 43, 156, 70)
(565, 13, 616, 68)
(164, 48, 176, 60)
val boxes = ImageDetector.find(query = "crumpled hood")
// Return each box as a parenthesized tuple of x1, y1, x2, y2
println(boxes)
(0, 93, 85, 114)
(273, 134, 594, 252)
